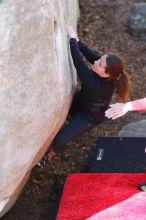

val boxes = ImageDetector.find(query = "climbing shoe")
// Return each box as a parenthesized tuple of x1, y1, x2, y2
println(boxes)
(37, 154, 49, 168)
(137, 182, 146, 191)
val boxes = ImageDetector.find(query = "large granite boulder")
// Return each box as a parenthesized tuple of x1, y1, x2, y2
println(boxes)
(118, 120, 146, 137)
(0, 0, 79, 217)
(127, 3, 146, 40)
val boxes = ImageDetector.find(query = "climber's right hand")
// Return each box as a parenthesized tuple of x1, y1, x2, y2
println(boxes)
(67, 25, 79, 41)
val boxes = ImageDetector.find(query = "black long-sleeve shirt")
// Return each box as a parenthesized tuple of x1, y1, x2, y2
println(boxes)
(69, 38, 115, 122)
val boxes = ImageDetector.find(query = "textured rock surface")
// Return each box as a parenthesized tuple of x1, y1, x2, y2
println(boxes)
(118, 120, 146, 137)
(127, 3, 146, 40)
(0, 0, 79, 217)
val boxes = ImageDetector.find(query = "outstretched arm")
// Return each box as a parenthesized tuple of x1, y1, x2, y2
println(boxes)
(67, 25, 100, 63)
(105, 98, 146, 120)
(68, 25, 95, 86)
(130, 98, 146, 111)
(78, 41, 101, 64)
(69, 38, 94, 85)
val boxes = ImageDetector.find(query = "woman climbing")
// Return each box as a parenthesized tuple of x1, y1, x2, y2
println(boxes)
(38, 26, 131, 165)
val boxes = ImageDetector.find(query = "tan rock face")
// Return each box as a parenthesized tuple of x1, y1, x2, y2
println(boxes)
(0, 0, 79, 217)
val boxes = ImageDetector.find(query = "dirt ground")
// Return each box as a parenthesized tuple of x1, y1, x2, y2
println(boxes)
(2, 0, 146, 220)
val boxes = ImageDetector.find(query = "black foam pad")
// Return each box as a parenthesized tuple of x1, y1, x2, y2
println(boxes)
(88, 137, 146, 172)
